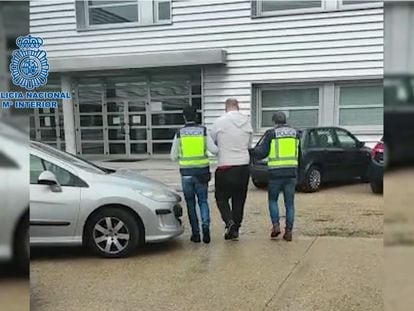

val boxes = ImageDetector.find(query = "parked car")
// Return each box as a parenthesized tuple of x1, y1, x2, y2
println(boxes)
(250, 127, 372, 192)
(0, 123, 29, 271)
(369, 138, 384, 194)
(30, 141, 184, 258)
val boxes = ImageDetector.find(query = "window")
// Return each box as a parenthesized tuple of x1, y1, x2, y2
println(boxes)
(257, 87, 320, 130)
(308, 129, 335, 148)
(254, 80, 382, 133)
(154, 0, 171, 22)
(338, 84, 383, 126)
(341, 0, 383, 8)
(88, 1, 139, 25)
(76, 0, 171, 29)
(335, 129, 358, 149)
(253, 0, 382, 17)
(30, 154, 85, 187)
(253, 0, 323, 16)
(30, 155, 45, 184)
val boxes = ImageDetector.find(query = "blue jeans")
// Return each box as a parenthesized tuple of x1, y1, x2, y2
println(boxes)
(181, 176, 210, 236)
(268, 178, 296, 231)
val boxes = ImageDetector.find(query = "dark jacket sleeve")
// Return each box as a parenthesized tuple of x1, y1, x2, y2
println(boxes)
(252, 129, 274, 160)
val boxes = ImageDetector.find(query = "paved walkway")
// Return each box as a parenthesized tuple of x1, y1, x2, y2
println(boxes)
(31, 236, 382, 311)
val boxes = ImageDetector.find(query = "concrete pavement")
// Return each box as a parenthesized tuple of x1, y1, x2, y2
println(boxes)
(31, 236, 382, 311)
(384, 168, 414, 311)
(0, 265, 29, 311)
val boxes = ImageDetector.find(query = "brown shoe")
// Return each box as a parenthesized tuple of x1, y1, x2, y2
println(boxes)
(270, 224, 281, 238)
(283, 230, 292, 242)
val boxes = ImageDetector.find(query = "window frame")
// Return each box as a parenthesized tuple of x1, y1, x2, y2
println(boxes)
(253, 79, 383, 135)
(30, 154, 88, 188)
(76, 0, 172, 31)
(252, 0, 326, 17)
(339, 0, 383, 11)
(334, 81, 383, 132)
(251, 0, 383, 18)
(308, 128, 337, 149)
(333, 128, 359, 149)
(255, 84, 323, 132)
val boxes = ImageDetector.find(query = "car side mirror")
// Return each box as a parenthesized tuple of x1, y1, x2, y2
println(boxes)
(38, 171, 62, 192)
(357, 141, 365, 148)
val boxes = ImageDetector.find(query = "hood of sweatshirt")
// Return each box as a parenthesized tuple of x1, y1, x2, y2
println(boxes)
(226, 111, 250, 129)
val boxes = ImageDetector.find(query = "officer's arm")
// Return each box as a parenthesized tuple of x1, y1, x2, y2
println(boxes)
(252, 131, 272, 160)
(170, 134, 179, 162)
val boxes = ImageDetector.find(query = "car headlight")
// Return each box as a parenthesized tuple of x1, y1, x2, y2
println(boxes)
(136, 188, 177, 202)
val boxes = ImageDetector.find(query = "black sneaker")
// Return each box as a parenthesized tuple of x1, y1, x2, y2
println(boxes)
(224, 222, 236, 240)
(190, 234, 201, 243)
(232, 227, 239, 241)
(202, 229, 211, 244)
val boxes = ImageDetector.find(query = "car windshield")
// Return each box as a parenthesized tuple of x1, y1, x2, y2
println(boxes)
(31, 142, 113, 174)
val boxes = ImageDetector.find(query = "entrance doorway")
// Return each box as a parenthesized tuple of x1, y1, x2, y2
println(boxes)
(74, 70, 202, 158)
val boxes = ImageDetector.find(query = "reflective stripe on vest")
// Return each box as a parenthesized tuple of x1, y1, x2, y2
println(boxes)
(178, 126, 209, 168)
(268, 128, 299, 169)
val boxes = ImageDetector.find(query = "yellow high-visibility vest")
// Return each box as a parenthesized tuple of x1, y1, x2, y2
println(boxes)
(268, 127, 299, 169)
(178, 125, 209, 169)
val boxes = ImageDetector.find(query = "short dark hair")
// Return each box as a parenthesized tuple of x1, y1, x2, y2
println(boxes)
(183, 105, 197, 122)
(272, 111, 287, 124)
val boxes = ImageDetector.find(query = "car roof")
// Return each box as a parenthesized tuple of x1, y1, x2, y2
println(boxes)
(296, 126, 348, 132)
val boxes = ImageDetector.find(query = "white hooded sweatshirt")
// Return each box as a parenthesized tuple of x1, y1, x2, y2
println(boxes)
(210, 110, 253, 167)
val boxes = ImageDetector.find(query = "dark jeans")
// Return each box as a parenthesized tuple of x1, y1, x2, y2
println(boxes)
(215, 165, 250, 228)
(181, 176, 210, 236)
(268, 177, 296, 231)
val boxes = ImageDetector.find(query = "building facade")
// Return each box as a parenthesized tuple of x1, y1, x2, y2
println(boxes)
(30, 0, 384, 159)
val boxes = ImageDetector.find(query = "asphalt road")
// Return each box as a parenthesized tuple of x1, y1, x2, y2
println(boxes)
(30, 182, 383, 311)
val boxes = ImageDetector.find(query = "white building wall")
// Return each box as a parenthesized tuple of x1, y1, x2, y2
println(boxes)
(30, 0, 383, 142)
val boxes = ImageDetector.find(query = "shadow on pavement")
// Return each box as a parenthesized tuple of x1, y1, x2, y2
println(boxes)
(0, 262, 28, 279)
(30, 239, 185, 261)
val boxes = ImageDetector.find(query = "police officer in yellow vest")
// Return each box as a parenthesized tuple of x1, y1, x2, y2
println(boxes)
(170, 105, 218, 243)
(252, 112, 299, 241)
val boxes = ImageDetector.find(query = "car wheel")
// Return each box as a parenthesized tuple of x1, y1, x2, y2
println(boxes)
(301, 166, 322, 193)
(252, 179, 268, 189)
(370, 180, 383, 194)
(85, 208, 141, 258)
(15, 213, 29, 274)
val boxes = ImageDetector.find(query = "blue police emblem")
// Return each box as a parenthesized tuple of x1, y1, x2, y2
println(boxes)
(9, 35, 49, 90)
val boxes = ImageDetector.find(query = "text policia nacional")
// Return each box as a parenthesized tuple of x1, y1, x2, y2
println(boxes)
(0, 91, 71, 109)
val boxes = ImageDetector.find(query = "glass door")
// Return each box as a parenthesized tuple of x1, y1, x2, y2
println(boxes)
(30, 80, 65, 150)
(149, 71, 202, 154)
(105, 76, 149, 157)
(106, 100, 128, 156)
(76, 81, 105, 156)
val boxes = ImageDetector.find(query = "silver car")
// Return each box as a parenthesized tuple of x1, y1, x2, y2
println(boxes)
(30, 142, 184, 258)
(0, 123, 29, 268)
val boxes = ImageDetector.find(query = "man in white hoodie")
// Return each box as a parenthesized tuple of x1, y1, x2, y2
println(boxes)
(210, 98, 253, 240)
